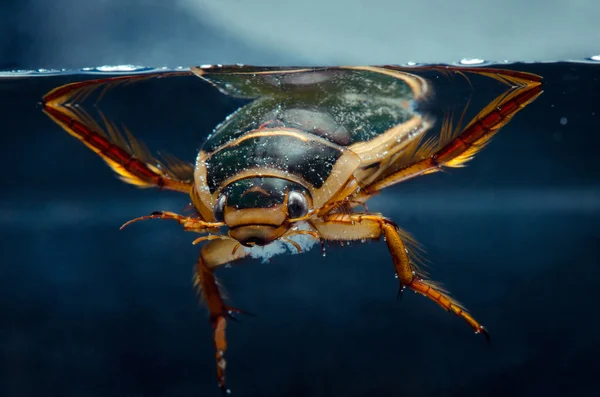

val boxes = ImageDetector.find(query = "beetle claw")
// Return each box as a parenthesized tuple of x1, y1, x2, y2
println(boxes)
(396, 285, 405, 301)
(479, 326, 491, 343)
(226, 306, 255, 318)
(220, 384, 232, 395)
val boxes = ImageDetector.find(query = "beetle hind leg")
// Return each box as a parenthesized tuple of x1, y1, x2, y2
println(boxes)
(313, 214, 489, 340)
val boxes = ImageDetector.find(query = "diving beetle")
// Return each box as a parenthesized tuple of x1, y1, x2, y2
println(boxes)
(42, 65, 543, 393)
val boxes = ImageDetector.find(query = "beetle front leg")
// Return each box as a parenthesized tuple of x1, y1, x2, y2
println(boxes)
(120, 211, 223, 232)
(312, 214, 489, 341)
(194, 239, 250, 394)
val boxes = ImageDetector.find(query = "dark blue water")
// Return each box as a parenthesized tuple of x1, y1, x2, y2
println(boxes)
(1, 62, 599, 396)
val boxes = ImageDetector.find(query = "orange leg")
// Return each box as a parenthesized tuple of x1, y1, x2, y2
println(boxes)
(119, 210, 223, 232)
(194, 239, 250, 394)
(312, 213, 489, 340)
(42, 71, 194, 193)
(363, 68, 543, 193)
(120, 211, 243, 392)
(385, 65, 543, 86)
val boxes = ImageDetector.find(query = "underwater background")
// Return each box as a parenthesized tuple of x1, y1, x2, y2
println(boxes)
(2, 1, 600, 396)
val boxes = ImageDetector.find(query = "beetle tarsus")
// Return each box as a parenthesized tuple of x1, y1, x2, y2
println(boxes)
(211, 306, 251, 394)
(407, 278, 488, 338)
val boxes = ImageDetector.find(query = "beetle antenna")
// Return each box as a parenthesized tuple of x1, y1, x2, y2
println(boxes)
(288, 209, 317, 223)
(192, 235, 231, 245)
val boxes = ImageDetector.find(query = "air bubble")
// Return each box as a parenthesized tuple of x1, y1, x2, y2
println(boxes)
(96, 64, 143, 72)
(459, 58, 485, 65)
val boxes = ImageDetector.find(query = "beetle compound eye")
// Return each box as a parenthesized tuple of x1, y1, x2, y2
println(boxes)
(213, 194, 226, 222)
(287, 191, 309, 219)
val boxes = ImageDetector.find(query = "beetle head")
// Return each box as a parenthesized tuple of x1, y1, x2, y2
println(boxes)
(213, 177, 312, 247)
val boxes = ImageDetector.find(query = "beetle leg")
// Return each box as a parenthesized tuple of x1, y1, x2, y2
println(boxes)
(312, 214, 489, 341)
(120, 211, 223, 232)
(123, 214, 244, 392)
(362, 70, 543, 194)
(194, 239, 250, 394)
(42, 71, 195, 193)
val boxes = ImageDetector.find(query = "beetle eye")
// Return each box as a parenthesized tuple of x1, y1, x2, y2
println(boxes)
(213, 194, 226, 222)
(287, 191, 309, 219)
